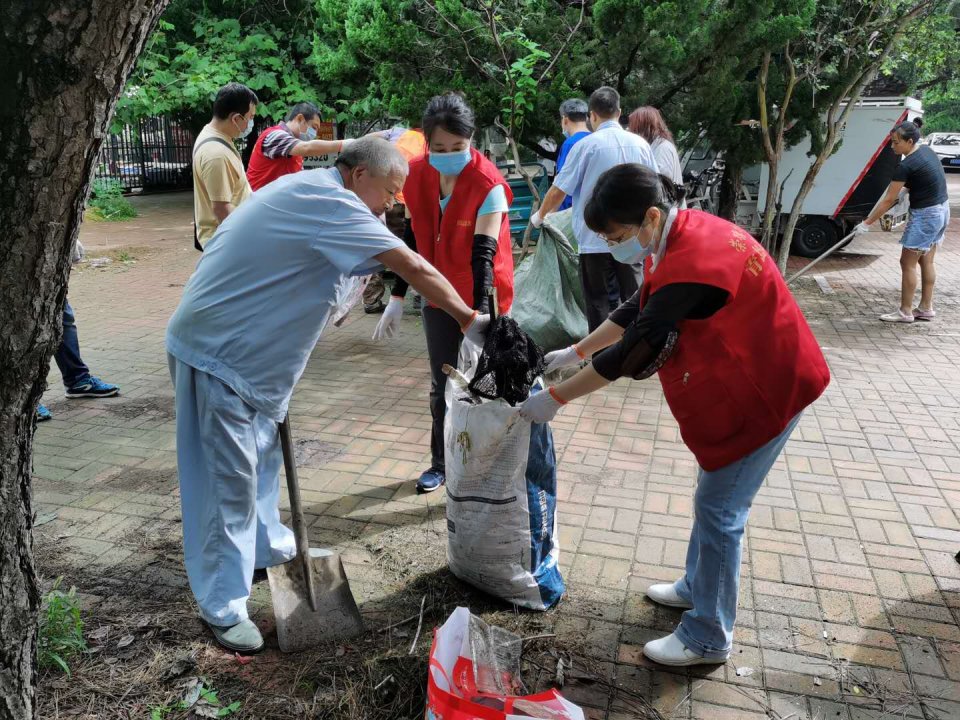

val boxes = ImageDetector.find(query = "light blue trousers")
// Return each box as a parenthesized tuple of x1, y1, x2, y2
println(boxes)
(169, 356, 296, 626)
(674, 413, 802, 658)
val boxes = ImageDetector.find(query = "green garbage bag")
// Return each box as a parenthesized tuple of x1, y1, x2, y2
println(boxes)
(512, 209, 588, 352)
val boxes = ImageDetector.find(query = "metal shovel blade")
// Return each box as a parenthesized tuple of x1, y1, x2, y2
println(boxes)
(268, 547, 363, 653)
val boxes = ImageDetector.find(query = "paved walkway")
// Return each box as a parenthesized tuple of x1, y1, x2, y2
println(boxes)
(32, 189, 960, 718)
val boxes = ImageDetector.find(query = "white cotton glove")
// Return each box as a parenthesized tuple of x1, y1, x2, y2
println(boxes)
(519, 387, 564, 424)
(545, 345, 584, 374)
(462, 312, 491, 347)
(372, 297, 404, 341)
(72, 240, 85, 264)
(853, 221, 872, 235)
(530, 211, 543, 229)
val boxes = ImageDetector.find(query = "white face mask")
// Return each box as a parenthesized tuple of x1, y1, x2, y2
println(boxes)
(236, 116, 254, 139)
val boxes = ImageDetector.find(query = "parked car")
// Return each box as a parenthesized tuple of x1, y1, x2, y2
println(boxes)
(924, 133, 960, 170)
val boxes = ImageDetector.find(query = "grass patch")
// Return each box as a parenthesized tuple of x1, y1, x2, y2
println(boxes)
(38, 578, 87, 675)
(87, 179, 138, 221)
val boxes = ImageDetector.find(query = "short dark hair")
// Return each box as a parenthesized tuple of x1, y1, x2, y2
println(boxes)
(212, 82, 259, 120)
(589, 86, 620, 119)
(913, 117, 924, 129)
(285, 102, 320, 123)
(422, 93, 476, 141)
(584, 164, 686, 233)
(892, 121, 921, 144)
(559, 99, 589, 123)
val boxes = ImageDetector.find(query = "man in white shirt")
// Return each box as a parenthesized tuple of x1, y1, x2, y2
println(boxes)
(533, 87, 659, 332)
(167, 138, 488, 653)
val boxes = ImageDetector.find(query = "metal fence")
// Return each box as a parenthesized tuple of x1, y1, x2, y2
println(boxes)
(94, 116, 196, 192)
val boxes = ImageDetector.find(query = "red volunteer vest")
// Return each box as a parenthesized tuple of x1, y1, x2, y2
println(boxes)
(403, 148, 514, 315)
(246, 124, 303, 191)
(641, 210, 830, 471)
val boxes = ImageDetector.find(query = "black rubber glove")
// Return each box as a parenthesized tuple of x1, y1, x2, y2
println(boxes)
(471, 233, 498, 313)
(391, 218, 418, 299)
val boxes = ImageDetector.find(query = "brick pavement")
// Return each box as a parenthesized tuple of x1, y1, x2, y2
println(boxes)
(31, 190, 960, 718)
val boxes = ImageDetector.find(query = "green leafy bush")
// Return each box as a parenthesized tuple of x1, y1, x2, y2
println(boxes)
(38, 579, 87, 675)
(88, 179, 138, 221)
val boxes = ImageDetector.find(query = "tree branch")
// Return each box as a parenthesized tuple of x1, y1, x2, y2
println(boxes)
(420, 0, 499, 84)
(537, 0, 585, 84)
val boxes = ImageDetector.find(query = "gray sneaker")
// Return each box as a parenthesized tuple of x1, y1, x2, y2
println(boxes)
(206, 618, 264, 654)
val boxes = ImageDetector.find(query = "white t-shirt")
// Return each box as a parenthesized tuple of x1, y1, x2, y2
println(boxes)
(652, 138, 684, 185)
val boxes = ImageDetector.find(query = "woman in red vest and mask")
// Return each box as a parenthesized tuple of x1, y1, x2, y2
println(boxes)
(520, 164, 830, 667)
(379, 94, 513, 493)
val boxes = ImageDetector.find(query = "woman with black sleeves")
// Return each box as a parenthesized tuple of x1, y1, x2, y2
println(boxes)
(373, 93, 514, 493)
(520, 164, 830, 666)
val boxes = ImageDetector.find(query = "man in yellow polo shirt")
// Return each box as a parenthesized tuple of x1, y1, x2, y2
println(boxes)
(192, 83, 259, 249)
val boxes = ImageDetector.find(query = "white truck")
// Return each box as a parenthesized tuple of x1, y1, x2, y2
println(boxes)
(684, 96, 922, 257)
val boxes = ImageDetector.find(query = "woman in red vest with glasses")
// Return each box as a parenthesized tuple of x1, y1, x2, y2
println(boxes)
(376, 93, 513, 493)
(520, 164, 830, 667)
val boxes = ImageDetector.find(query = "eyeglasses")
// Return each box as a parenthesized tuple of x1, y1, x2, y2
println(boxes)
(598, 225, 641, 246)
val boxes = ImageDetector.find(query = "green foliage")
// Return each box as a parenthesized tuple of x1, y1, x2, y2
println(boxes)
(115, 10, 320, 130)
(38, 579, 87, 676)
(149, 681, 241, 718)
(922, 84, 960, 132)
(885, 1, 960, 132)
(119, 0, 956, 164)
(87, 180, 138, 221)
(309, 0, 588, 152)
(500, 30, 550, 135)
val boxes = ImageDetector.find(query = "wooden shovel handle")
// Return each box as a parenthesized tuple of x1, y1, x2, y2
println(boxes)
(279, 415, 318, 612)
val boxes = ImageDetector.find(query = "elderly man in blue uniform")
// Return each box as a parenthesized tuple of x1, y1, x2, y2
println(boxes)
(166, 137, 489, 653)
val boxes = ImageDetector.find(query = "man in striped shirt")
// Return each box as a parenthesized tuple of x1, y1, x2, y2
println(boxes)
(247, 102, 362, 191)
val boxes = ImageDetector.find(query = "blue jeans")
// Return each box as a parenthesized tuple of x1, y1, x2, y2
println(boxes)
(54, 301, 90, 387)
(674, 413, 802, 658)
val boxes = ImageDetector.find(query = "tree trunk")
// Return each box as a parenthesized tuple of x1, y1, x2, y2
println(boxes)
(777, 74, 870, 274)
(776, 1, 932, 274)
(717, 157, 743, 222)
(0, 3, 169, 718)
(757, 45, 797, 252)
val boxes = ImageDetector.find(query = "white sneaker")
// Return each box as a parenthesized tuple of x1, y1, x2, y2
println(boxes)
(645, 582, 694, 609)
(642, 632, 728, 666)
(879, 309, 914, 323)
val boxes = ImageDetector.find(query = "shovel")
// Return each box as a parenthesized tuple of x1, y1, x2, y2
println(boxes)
(268, 415, 363, 652)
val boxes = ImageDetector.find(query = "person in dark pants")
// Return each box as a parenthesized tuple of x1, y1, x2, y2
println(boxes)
(37, 300, 120, 421)
(531, 87, 660, 333)
(375, 94, 514, 493)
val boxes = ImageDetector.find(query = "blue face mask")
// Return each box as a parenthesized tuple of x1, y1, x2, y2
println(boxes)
(303, 126, 318, 141)
(429, 148, 472, 176)
(609, 234, 652, 264)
